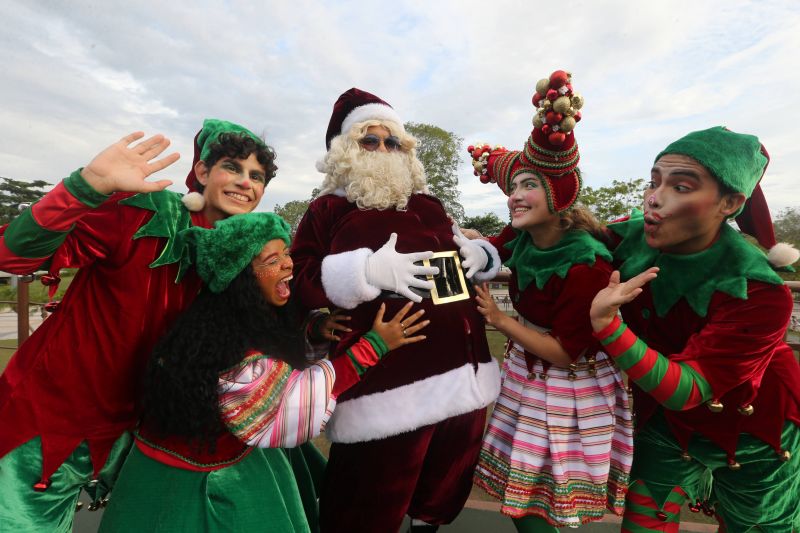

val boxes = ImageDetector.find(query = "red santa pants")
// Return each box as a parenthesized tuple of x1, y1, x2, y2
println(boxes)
(319, 408, 486, 533)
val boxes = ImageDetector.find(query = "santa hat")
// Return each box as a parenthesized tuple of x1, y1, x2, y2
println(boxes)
(657, 126, 799, 268)
(470, 69, 584, 213)
(182, 119, 267, 212)
(325, 88, 404, 149)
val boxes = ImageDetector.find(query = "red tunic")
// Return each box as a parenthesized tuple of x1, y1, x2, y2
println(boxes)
(0, 177, 209, 481)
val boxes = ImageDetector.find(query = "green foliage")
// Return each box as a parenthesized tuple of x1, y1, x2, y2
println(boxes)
(580, 178, 646, 223)
(0, 177, 50, 224)
(774, 207, 800, 248)
(404, 122, 465, 223)
(273, 188, 320, 235)
(462, 212, 507, 237)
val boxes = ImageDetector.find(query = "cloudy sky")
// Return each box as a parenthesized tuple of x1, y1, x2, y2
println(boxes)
(2, 0, 798, 220)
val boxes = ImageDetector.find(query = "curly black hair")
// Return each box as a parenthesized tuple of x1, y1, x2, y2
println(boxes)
(141, 265, 306, 451)
(197, 131, 278, 190)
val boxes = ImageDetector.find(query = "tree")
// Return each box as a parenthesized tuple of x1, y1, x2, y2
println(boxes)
(0, 177, 50, 224)
(462, 212, 507, 237)
(580, 178, 645, 223)
(404, 122, 465, 223)
(273, 188, 320, 235)
(774, 207, 800, 248)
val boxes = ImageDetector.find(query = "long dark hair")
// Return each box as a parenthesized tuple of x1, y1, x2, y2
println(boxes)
(141, 265, 306, 450)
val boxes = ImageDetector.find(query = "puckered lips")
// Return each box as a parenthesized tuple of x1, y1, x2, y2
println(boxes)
(643, 211, 663, 234)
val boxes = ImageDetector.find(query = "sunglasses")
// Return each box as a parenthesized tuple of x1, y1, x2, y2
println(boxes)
(359, 134, 403, 152)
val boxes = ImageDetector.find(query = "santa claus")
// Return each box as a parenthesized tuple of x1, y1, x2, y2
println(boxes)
(291, 88, 501, 532)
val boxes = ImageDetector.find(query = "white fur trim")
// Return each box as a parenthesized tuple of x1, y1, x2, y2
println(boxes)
(321, 248, 381, 309)
(768, 242, 800, 268)
(181, 191, 205, 212)
(326, 360, 501, 443)
(341, 103, 404, 136)
(470, 239, 502, 282)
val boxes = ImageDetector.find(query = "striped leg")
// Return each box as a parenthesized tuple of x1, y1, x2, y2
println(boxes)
(621, 480, 685, 533)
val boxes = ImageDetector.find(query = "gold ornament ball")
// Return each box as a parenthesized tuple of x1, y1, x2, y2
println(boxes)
(559, 116, 576, 133)
(533, 115, 544, 128)
(553, 96, 572, 114)
(536, 78, 550, 96)
(571, 94, 584, 109)
(542, 99, 552, 110)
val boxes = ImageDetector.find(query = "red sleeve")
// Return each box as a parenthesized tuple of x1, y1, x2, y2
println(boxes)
(290, 198, 335, 310)
(485, 224, 516, 263)
(671, 282, 793, 402)
(550, 260, 613, 360)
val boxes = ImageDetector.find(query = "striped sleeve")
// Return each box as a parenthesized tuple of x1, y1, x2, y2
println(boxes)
(594, 316, 712, 410)
(0, 170, 110, 273)
(218, 355, 336, 448)
(331, 330, 389, 397)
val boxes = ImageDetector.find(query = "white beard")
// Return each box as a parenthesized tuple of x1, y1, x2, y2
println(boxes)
(343, 151, 416, 211)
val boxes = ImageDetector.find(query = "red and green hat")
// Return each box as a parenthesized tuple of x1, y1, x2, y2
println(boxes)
(471, 69, 584, 213)
(657, 126, 798, 267)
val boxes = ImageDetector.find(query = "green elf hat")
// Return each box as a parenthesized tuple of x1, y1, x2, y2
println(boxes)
(470, 69, 585, 214)
(179, 212, 291, 293)
(182, 119, 268, 212)
(657, 126, 799, 267)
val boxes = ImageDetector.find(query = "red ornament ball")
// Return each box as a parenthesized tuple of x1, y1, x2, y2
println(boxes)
(532, 92, 542, 107)
(546, 89, 559, 101)
(467, 145, 475, 153)
(479, 174, 491, 183)
(574, 112, 582, 122)
(548, 132, 566, 145)
(541, 124, 552, 136)
(549, 70, 569, 89)
(545, 111, 563, 125)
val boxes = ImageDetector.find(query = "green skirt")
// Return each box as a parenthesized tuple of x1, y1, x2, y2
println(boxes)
(99, 442, 326, 533)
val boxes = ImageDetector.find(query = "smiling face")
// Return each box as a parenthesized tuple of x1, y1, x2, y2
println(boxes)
(252, 239, 293, 307)
(196, 153, 267, 224)
(643, 154, 745, 254)
(507, 172, 558, 231)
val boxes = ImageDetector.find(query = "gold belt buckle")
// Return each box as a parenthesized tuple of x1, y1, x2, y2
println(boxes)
(422, 251, 470, 305)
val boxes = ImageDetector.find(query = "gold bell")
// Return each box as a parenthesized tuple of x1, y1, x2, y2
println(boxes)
(778, 449, 792, 462)
(727, 459, 741, 471)
(680, 451, 692, 462)
(737, 404, 754, 416)
(538, 372, 548, 381)
(527, 372, 536, 380)
(568, 363, 578, 381)
(707, 400, 724, 413)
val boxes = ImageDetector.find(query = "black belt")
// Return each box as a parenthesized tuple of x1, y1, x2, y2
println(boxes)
(381, 251, 472, 305)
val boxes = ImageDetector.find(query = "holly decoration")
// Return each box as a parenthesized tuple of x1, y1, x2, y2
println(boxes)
(531, 69, 584, 145)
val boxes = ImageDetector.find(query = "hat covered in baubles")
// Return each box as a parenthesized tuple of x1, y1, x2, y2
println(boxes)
(470, 69, 584, 214)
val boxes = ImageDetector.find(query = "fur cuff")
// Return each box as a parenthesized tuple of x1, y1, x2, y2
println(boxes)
(768, 242, 800, 268)
(470, 239, 502, 282)
(321, 248, 381, 309)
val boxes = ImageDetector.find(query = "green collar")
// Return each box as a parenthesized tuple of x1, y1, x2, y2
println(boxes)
(610, 210, 784, 317)
(119, 191, 194, 279)
(504, 229, 612, 291)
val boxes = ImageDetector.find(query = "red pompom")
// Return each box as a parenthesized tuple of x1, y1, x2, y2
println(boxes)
(546, 89, 559, 101)
(548, 132, 566, 145)
(545, 111, 563, 125)
(532, 92, 542, 107)
(549, 70, 569, 89)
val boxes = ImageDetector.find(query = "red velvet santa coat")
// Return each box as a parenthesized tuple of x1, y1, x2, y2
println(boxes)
(291, 192, 501, 443)
(0, 172, 208, 482)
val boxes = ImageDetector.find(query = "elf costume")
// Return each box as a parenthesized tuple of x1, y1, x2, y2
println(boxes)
(470, 72, 633, 530)
(594, 127, 800, 532)
(0, 120, 266, 531)
(98, 212, 401, 532)
(291, 88, 502, 532)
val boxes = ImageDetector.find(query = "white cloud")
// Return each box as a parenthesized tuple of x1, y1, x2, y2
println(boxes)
(2, 0, 798, 219)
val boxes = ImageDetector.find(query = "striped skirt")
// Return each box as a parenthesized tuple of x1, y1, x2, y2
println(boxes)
(474, 342, 634, 527)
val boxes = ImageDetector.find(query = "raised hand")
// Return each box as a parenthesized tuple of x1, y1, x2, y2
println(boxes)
(475, 283, 508, 328)
(590, 267, 659, 332)
(371, 302, 429, 351)
(365, 233, 439, 303)
(80, 132, 180, 195)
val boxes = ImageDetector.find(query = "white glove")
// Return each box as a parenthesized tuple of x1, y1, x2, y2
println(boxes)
(452, 223, 488, 279)
(365, 233, 439, 303)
